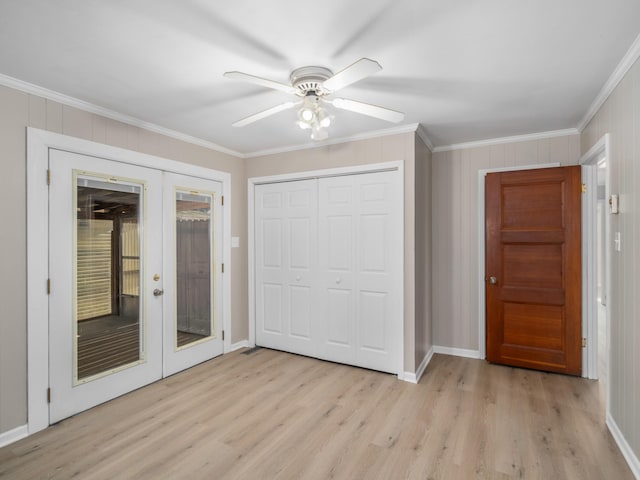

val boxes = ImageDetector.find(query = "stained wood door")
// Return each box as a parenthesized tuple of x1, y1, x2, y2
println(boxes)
(485, 166, 582, 375)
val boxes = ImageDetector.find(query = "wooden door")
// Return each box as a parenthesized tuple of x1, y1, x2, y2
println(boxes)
(485, 166, 582, 375)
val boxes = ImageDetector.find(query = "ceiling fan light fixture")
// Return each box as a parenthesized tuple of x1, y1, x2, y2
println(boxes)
(317, 107, 332, 128)
(311, 125, 329, 141)
(225, 58, 404, 139)
(300, 107, 314, 122)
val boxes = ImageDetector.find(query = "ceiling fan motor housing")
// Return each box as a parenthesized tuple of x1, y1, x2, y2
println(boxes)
(290, 66, 334, 96)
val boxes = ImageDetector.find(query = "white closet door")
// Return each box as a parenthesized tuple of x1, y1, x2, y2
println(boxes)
(255, 180, 319, 356)
(318, 171, 401, 373)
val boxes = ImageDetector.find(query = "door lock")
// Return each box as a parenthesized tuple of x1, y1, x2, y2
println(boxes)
(153, 288, 164, 296)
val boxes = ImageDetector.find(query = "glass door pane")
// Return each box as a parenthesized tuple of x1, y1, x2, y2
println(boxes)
(162, 173, 223, 377)
(75, 177, 143, 382)
(175, 191, 213, 348)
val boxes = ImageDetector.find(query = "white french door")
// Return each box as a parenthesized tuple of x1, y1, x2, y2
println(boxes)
(49, 149, 223, 423)
(162, 173, 223, 376)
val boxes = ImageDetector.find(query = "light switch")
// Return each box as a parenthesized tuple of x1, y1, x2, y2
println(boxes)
(614, 232, 621, 252)
(231, 236, 240, 248)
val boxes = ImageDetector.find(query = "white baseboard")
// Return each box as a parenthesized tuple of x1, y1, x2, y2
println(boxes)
(400, 346, 435, 384)
(607, 411, 640, 478)
(433, 345, 482, 359)
(229, 340, 250, 352)
(0, 424, 28, 448)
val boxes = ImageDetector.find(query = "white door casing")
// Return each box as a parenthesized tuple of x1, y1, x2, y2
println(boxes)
(27, 128, 232, 434)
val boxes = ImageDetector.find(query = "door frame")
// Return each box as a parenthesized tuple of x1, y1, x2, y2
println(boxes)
(477, 162, 560, 361)
(579, 134, 611, 384)
(27, 127, 231, 435)
(247, 161, 404, 375)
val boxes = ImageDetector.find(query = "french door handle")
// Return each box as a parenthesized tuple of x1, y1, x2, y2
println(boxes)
(153, 288, 164, 296)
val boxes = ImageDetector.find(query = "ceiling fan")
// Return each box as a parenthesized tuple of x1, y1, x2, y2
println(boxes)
(223, 58, 405, 141)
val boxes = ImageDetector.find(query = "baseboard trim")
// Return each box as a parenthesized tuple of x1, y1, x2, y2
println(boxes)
(229, 340, 250, 352)
(401, 346, 435, 384)
(0, 424, 29, 448)
(432, 345, 481, 359)
(607, 411, 640, 478)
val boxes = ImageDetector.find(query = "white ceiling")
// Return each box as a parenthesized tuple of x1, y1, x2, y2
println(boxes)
(1, 0, 639, 156)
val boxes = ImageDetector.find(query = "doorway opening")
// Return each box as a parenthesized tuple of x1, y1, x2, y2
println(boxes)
(27, 128, 232, 434)
(580, 133, 611, 401)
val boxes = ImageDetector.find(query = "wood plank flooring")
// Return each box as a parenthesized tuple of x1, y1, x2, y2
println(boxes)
(0, 350, 632, 479)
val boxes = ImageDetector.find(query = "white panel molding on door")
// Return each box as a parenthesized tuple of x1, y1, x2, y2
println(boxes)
(250, 162, 403, 376)
(27, 128, 231, 436)
(255, 179, 319, 357)
(319, 171, 402, 373)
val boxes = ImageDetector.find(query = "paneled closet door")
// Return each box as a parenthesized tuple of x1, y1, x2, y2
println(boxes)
(255, 180, 319, 356)
(318, 171, 401, 374)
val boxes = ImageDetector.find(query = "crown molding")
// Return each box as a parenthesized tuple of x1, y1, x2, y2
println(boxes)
(243, 123, 420, 158)
(415, 124, 434, 152)
(0, 73, 243, 158)
(432, 128, 579, 153)
(578, 32, 640, 132)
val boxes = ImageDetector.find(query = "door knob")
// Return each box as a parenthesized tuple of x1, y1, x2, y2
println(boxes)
(153, 288, 164, 296)
(489, 276, 497, 285)
(336, 277, 341, 284)
(296, 276, 301, 282)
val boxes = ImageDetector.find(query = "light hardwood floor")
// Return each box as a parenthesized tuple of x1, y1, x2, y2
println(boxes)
(0, 349, 632, 479)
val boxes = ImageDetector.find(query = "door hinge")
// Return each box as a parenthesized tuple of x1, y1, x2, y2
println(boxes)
(582, 338, 587, 348)
(222, 330, 225, 341)
(47, 279, 51, 295)
(221, 195, 224, 206)
(47, 388, 51, 403)
(221, 263, 224, 273)
(581, 183, 587, 193)
(46, 169, 51, 186)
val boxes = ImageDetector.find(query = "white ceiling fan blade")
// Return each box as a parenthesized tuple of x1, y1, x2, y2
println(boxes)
(331, 98, 404, 123)
(232, 101, 300, 127)
(224, 71, 297, 95)
(322, 58, 382, 92)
